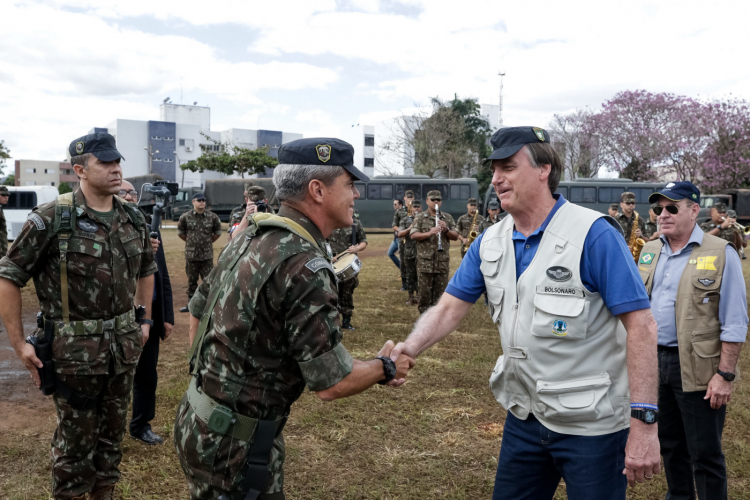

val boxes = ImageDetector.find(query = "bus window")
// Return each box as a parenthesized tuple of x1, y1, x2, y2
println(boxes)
(555, 187, 568, 199)
(354, 183, 366, 198)
(631, 188, 654, 204)
(7, 191, 37, 209)
(367, 183, 393, 200)
(450, 184, 472, 201)
(395, 183, 421, 200)
(598, 187, 626, 203)
(427, 184, 450, 200)
(569, 187, 596, 204)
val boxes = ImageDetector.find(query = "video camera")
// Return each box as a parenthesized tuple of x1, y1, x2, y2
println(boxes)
(255, 200, 268, 213)
(141, 181, 179, 238)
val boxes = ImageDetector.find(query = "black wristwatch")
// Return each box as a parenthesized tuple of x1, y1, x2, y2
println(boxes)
(377, 356, 397, 385)
(631, 409, 658, 424)
(717, 370, 736, 382)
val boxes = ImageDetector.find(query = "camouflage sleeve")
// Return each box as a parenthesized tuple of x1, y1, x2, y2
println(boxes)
(410, 214, 425, 235)
(392, 209, 401, 228)
(638, 216, 646, 232)
(212, 213, 222, 235)
(447, 214, 457, 231)
(138, 221, 158, 278)
(188, 283, 209, 317)
(277, 253, 353, 391)
(356, 220, 367, 244)
(177, 213, 187, 235)
(699, 222, 712, 233)
(0, 208, 55, 287)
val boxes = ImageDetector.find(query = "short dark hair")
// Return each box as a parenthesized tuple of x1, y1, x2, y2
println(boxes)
(524, 143, 562, 194)
(394, 199, 403, 206)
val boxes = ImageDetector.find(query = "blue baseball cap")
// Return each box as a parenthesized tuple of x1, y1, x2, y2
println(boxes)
(648, 181, 700, 204)
(486, 126, 551, 162)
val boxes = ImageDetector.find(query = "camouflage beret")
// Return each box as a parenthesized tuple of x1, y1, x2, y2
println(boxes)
(411, 200, 421, 207)
(404, 190, 414, 197)
(0, 185, 9, 195)
(468, 198, 477, 205)
(426, 190, 442, 200)
(621, 192, 636, 202)
(713, 202, 727, 212)
(609, 203, 619, 210)
(246, 185, 266, 202)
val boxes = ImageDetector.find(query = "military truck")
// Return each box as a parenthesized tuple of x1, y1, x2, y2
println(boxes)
(698, 189, 750, 225)
(170, 178, 278, 222)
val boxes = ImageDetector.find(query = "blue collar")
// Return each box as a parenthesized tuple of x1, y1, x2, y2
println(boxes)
(659, 223, 703, 256)
(512, 193, 566, 241)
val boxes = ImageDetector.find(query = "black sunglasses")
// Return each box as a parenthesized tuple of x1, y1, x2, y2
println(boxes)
(430, 198, 441, 202)
(118, 190, 137, 197)
(652, 205, 683, 216)
(623, 201, 635, 206)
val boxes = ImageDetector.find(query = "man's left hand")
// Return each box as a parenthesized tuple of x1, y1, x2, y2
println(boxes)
(163, 322, 174, 340)
(347, 245, 359, 254)
(635, 228, 643, 238)
(623, 420, 661, 487)
(140, 324, 151, 346)
(150, 237, 160, 254)
(705, 373, 733, 409)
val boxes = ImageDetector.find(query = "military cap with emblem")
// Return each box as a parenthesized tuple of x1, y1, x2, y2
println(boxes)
(404, 190, 414, 197)
(621, 192, 636, 203)
(192, 192, 206, 201)
(485, 126, 551, 161)
(468, 198, 477, 205)
(277, 137, 370, 182)
(246, 186, 266, 202)
(426, 190, 442, 200)
(68, 132, 125, 162)
(488, 200, 500, 210)
(0, 185, 9, 195)
(713, 202, 727, 212)
(648, 181, 701, 204)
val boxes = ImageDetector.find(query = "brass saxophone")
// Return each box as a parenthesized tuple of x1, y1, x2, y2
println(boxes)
(402, 203, 414, 244)
(628, 211, 646, 263)
(463, 211, 479, 252)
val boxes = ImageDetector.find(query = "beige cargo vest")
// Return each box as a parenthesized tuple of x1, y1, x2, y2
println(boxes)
(638, 232, 729, 392)
(480, 201, 630, 436)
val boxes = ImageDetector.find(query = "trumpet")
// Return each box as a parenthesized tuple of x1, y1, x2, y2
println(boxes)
(722, 217, 750, 235)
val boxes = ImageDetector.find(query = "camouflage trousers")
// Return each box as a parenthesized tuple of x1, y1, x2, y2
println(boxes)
(417, 271, 450, 314)
(186, 259, 214, 300)
(51, 368, 136, 499)
(0, 238, 6, 257)
(174, 396, 286, 500)
(403, 257, 418, 293)
(399, 242, 406, 283)
(337, 275, 359, 316)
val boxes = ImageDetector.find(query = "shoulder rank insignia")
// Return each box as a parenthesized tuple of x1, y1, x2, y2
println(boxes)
(305, 257, 334, 275)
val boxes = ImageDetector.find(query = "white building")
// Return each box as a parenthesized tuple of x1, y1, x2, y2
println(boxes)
(89, 104, 302, 187)
(340, 124, 376, 179)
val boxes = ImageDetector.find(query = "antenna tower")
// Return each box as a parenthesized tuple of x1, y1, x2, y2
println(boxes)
(498, 71, 505, 128)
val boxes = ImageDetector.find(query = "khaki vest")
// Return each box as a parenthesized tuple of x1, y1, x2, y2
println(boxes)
(638, 232, 729, 392)
(480, 202, 630, 436)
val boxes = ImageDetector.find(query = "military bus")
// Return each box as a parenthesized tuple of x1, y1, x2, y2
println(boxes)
(353, 175, 479, 229)
(482, 179, 667, 219)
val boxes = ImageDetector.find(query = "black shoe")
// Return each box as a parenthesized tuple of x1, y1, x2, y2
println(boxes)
(130, 428, 164, 445)
(743, 254, 747, 260)
(342, 315, 356, 331)
(180, 306, 189, 313)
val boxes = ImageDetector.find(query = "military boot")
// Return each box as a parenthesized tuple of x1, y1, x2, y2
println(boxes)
(342, 315, 356, 331)
(89, 485, 115, 500)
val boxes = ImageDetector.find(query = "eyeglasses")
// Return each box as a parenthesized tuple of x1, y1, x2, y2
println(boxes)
(118, 190, 137, 197)
(623, 202, 635, 206)
(652, 204, 685, 216)
(430, 198, 441, 202)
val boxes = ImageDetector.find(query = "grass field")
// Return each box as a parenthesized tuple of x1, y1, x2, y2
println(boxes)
(2, 229, 750, 499)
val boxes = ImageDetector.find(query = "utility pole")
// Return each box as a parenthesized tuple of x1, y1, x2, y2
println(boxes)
(498, 71, 506, 129)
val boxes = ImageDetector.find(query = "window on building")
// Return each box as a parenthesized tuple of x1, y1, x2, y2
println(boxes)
(364, 158, 374, 167)
(367, 183, 393, 200)
(179, 139, 185, 146)
(164, 158, 174, 162)
(25, 168, 36, 173)
(25, 181, 36, 186)
(153, 158, 162, 162)
(45, 169, 55, 174)
(151, 136, 161, 140)
(202, 144, 221, 152)
(395, 184, 421, 200)
(569, 187, 597, 203)
(450, 184, 472, 201)
(164, 137, 174, 141)
(598, 187, 626, 203)
(364, 135, 375, 147)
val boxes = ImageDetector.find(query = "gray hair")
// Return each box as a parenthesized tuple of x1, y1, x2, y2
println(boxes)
(70, 153, 92, 170)
(273, 164, 345, 202)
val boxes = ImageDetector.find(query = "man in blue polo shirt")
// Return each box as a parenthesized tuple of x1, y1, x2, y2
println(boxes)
(390, 127, 661, 499)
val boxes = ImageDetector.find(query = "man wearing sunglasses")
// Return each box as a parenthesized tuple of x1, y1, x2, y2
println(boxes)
(643, 203, 660, 241)
(638, 181, 747, 500)
(616, 192, 646, 242)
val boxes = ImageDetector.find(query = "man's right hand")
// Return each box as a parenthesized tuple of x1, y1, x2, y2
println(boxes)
(245, 202, 257, 217)
(19, 343, 42, 388)
(623, 420, 661, 487)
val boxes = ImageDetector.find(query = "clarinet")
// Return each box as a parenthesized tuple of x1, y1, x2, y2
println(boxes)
(436, 203, 444, 253)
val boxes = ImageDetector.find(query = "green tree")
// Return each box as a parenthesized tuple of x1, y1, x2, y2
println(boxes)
(3, 174, 14, 186)
(58, 182, 73, 194)
(180, 133, 278, 179)
(0, 140, 11, 175)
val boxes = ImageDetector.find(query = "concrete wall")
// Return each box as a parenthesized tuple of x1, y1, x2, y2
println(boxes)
(107, 119, 150, 178)
(160, 103, 210, 129)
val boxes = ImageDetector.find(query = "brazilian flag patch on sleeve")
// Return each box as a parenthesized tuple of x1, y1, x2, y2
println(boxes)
(639, 253, 655, 265)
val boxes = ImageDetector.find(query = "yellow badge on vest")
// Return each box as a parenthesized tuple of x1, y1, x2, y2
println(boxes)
(696, 256, 717, 270)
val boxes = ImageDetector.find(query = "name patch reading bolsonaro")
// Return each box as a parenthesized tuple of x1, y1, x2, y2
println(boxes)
(536, 285, 584, 298)
(305, 257, 334, 275)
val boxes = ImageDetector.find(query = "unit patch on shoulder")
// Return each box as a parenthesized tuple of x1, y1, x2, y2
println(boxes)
(27, 213, 46, 230)
(639, 253, 655, 264)
(698, 278, 716, 287)
(305, 257, 334, 275)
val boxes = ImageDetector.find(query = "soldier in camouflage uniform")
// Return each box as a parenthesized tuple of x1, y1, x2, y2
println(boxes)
(397, 200, 421, 305)
(392, 190, 415, 290)
(178, 192, 222, 312)
(175, 138, 412, 500)
(456, 198, 480, 259)
(410, 190, 458, 314)
(608, 203, 619, 218)
(228, 184, 268, 241)
(615, 191, 645, 242)
(0, 184, 8, 256)
(478, 200, 504, 234)
(329, 213, 367, 330)
(0, 133, 156, 500)
(700, 202, 743, 256)
(643, 203, 660, 241)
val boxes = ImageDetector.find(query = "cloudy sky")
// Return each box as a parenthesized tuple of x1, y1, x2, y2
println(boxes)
(1, 0, 748, 172)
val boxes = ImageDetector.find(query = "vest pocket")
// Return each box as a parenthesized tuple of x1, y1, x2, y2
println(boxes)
(691, 335, 721, 386)
(535, 372, 614, 422)
(480, 247, 503, 277)
(486, 285, 504, 323)
(685, 276, 722, 322)
(531, 293, 589, 340)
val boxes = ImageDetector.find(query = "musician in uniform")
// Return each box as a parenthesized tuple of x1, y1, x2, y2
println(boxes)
(479, 200, 504, 233)
(410, 190, 458, 314)
(643, 203, 660, 241)
(456, 198, 480, 259)
(392, 190, 415, 290)
(329, 213, 367, 330)
(700, 202, 746, 259)
(397, 200, 422, 306)
(608, 203, 620, 218)
(229, 185, 268, 241)
(616, 192, 645, 241)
